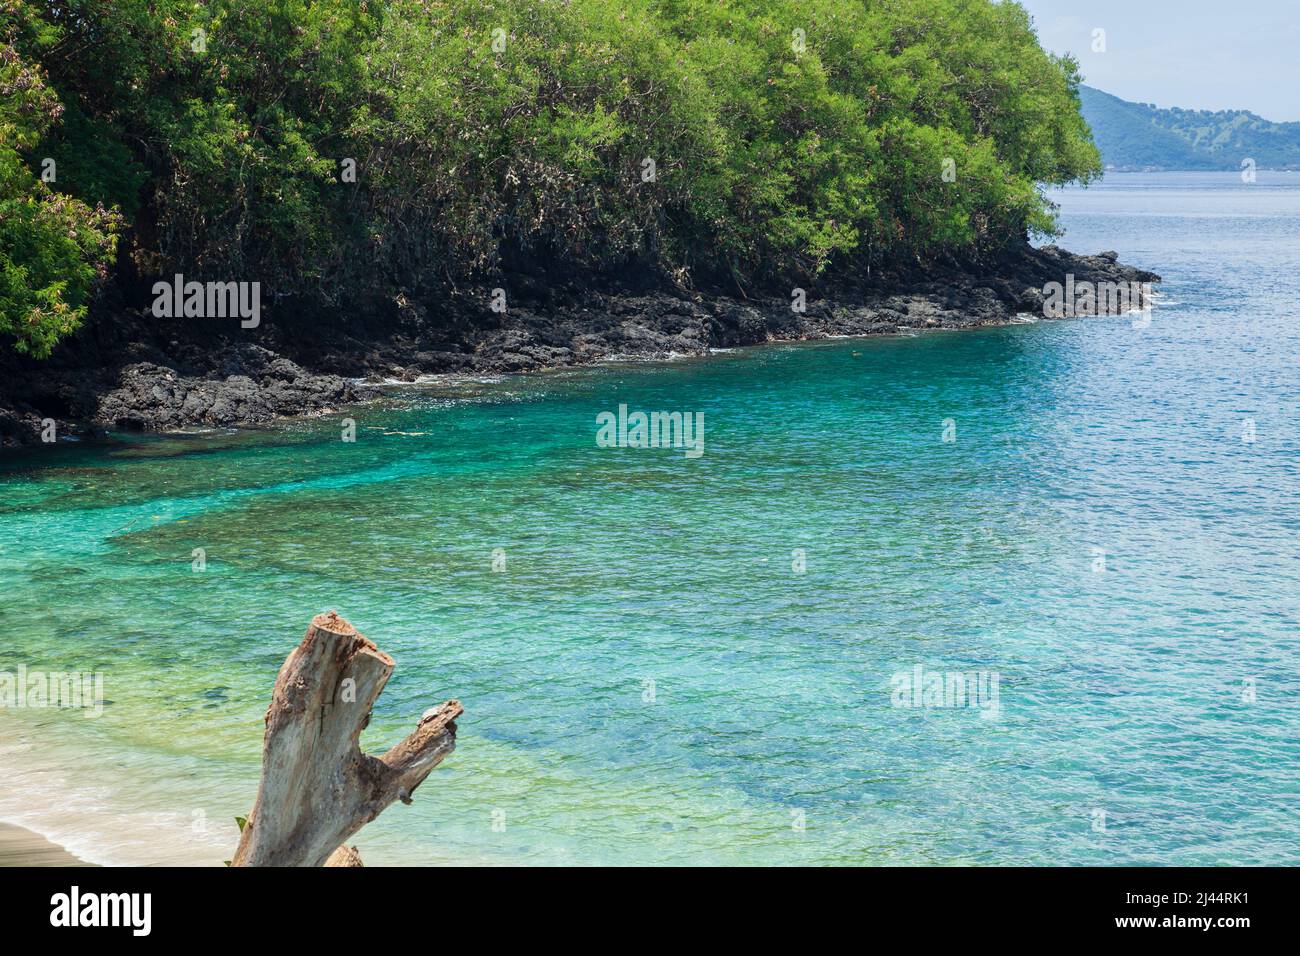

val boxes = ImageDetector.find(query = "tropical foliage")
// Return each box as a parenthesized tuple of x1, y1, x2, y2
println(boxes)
(1, 0, 1101, 354)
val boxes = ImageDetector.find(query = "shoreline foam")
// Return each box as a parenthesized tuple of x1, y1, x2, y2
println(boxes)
(0, 821, 93, 867)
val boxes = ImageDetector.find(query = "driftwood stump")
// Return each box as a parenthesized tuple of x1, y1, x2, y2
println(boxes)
(231, 611, 462, 867)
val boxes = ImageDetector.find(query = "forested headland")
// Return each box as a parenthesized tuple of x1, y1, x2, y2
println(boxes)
(0, 0, 1157, 445)
(1079, 85, 1300, 172)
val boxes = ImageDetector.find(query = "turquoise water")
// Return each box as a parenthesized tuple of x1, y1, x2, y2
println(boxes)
(2, 172, 1298, 865)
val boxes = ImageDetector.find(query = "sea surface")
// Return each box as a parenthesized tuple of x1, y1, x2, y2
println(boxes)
(1, 171, 1297, 866)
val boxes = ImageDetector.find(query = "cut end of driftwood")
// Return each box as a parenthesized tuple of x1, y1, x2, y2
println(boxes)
(308, 608, 388, 661)
(231, 611, 461, 867)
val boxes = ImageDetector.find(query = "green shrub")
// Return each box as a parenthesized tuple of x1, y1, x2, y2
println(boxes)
(1, 0, 1101, 355)
(1, 11, 118, 357)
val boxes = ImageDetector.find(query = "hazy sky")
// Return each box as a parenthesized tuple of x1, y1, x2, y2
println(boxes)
(1016, 0, 1300, 121)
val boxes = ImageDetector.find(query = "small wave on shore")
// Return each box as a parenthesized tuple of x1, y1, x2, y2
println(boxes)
(0, 724, 232, 867)
(0, 822, 90, 866)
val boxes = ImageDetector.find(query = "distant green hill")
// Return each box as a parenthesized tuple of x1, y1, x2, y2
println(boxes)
(1079, 85, 1300, 171)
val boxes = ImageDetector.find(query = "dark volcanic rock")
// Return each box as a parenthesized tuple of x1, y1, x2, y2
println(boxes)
(93, 347, 376, 433)
(0, 244, 1159, 448)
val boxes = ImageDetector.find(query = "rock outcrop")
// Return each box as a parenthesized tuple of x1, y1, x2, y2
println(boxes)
(0, 244, 1159, 447)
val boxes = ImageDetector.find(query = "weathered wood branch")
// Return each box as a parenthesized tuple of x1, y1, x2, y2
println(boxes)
(231, 611, 462, 867)
(324, 845, 364, 867)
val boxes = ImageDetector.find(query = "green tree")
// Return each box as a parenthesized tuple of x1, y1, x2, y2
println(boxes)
(1, 0, 1103, 357)
(1, 5, 117, 357)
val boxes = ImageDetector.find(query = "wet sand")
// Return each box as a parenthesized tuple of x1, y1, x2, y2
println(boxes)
(0, 822, 93, 866)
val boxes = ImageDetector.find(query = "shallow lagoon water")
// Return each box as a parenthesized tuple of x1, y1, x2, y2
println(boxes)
(1, 172, 1297, 865)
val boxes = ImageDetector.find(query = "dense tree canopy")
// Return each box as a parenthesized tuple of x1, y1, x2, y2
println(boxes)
(1, 0, 1100, 356)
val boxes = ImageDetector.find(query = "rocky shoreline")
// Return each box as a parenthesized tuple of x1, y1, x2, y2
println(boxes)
(0, 244, 1158, 448)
